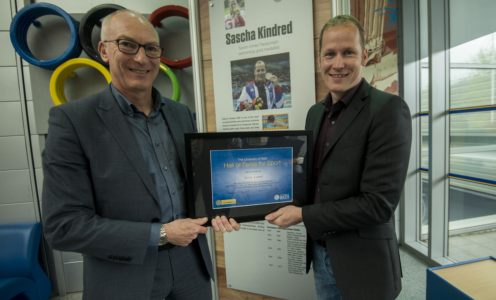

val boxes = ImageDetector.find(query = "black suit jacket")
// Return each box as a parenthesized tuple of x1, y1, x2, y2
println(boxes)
(302, 80, 412, 299)
(42, 86, 213, 299)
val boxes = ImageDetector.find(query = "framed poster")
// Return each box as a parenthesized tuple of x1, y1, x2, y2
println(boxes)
(185, 130, 312, 223)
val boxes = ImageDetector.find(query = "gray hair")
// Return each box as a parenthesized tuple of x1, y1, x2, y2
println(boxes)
(100, 9, 158, 41)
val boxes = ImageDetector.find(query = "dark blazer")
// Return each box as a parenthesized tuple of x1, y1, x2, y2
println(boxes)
(302, 80, 412, 300)
(42, 86, 213, 299)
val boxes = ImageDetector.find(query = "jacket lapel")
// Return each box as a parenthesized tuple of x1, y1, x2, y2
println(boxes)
(309, 102, 326, 145)
(96, 87, 160, 203)
(320, 81, 370, 162)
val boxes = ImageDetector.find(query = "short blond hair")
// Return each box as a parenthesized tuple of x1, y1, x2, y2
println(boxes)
(319, 15, 365, 52)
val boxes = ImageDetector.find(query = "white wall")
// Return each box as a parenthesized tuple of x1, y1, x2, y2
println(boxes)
(450, 0, 496, 48)
(0, 1, 39, 225)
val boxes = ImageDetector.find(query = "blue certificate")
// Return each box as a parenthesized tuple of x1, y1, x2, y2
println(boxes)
(185, 130, 311, 223)
(210, 147, 293, 209)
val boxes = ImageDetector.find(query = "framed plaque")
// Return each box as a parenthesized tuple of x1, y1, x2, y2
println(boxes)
(185, 130, 312, 223)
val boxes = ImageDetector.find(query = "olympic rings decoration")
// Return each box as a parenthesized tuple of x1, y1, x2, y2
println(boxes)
(10, 3, 186, 105)
(159, 63, 181, 102)
(149, 5, 192, 69)
(10, 3, 82, 70)
(50, 58, 111, 106)
(79, 4, 125, 66)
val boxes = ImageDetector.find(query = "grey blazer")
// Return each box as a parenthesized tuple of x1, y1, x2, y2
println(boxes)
(42, 86, 213, 299)
(302, 80, 412, 299)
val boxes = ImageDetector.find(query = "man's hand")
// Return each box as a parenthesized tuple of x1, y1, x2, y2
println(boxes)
(265, 205, 302, 228)
(211, 216, 240, 232)
(164, 217, 208, 247)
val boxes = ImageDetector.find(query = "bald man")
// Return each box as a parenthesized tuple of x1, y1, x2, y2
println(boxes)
(42, 10, 238, 300)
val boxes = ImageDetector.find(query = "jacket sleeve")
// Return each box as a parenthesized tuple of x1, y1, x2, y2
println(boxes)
(42, 106, 151, 265)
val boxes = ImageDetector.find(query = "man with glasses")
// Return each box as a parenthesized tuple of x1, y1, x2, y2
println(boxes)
(42, 10, 239, 300)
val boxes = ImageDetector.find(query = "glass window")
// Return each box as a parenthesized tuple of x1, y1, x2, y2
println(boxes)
(420, 171, 429, 244)
(450, 34, 496, 64)
(420, 66, 429, 112)
(450, 68, 496, 109)
(450, 111, 496, 181)
(420, 116, 429, 169)
(418, 0, 430, 245)
(447, 1, 496, 261)
(420, 115, 429, 245)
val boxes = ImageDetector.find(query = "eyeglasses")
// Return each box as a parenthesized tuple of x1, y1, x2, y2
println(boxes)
(103, 39, 163, 59)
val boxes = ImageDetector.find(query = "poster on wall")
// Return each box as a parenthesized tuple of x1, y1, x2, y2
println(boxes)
(350, 0, 399, 94)
(209, 0, 315, 132)
(209, 1, 316, 299)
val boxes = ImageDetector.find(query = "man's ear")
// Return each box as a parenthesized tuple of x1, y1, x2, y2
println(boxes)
(98, 41, 110, 63)
(361, 48, 368, 66)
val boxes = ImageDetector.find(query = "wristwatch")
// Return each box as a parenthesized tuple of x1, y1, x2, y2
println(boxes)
(159, 224, 168, 246)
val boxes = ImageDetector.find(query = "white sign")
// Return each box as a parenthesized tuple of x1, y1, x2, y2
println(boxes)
(224, 221, 316, 299)
(209, 0, 315, 132)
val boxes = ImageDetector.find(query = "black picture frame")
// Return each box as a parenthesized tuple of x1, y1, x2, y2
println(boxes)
(185, 130, 312, 223)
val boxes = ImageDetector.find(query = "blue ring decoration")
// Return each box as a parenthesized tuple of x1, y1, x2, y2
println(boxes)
(10, 3, 82, 70)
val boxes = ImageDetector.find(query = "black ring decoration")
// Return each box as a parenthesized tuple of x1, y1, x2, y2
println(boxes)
(10, 2, 82, 70)
(149, 5, 191, 69)
(78, 4, 125, 66)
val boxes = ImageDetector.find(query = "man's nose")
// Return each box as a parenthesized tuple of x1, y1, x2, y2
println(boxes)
(134, 46, 148, 61)
(333, 54, 345, 68)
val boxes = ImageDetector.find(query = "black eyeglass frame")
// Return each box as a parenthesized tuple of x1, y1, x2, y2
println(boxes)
(103, 39, 163, 58)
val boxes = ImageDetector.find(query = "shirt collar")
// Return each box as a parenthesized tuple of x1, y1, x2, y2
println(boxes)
(324, 78, 364, 111)
(111, 84, 165, 117)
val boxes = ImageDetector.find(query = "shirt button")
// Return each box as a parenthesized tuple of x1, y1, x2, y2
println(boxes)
(155, 143, 160, 147)
(331, 121, 335, 125)
(325, 142, 330, 147)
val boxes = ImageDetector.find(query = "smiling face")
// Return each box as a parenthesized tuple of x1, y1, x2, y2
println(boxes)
(98, 11, 160, 96)
(319, 24, 368, 102)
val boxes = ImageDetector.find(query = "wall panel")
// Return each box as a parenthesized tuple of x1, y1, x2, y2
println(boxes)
(0, 1, 11, 30)
(0, 169, 33, 204)
(0, 136, 28, 170)
(0, 102, 24, 136)
(0, 202, 36, 222)
(0, 32, 16, 66)
(0, 67, 20, 101)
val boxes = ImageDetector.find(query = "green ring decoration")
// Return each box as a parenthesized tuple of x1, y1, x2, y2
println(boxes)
(159, 63, 181, 101)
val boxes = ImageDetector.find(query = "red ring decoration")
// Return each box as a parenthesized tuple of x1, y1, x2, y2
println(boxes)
(149, 5, 191, 69)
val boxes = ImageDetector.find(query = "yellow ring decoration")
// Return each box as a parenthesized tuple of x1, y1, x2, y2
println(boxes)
(50, 58, 111, 106)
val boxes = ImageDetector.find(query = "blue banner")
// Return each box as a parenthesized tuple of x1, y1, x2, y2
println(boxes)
(210, 147, 293, 209)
